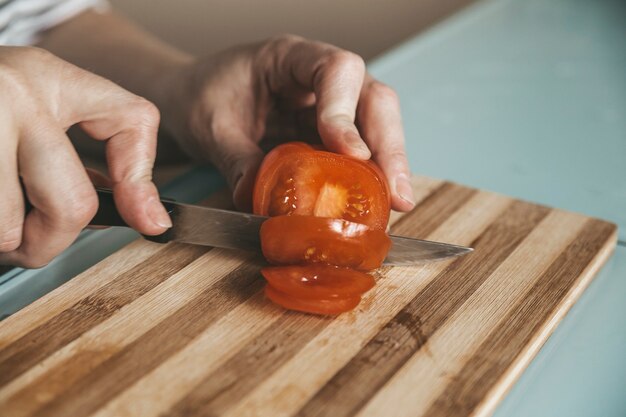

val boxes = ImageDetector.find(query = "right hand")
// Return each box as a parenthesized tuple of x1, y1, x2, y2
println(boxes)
(0, 46, 171, 268)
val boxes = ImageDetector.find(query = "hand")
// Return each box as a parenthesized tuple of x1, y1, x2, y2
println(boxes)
(0, 46, 171, 268)
(160, 35, 415, 212)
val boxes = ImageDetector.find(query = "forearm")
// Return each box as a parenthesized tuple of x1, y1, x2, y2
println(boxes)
(37, 10, 194, 132)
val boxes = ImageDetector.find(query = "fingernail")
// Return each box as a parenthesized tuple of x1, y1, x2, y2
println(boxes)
(396, 174, 415, 206)
(147, 197, 172, 229)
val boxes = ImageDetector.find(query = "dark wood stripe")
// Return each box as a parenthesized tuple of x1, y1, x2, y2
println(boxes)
(423, 220, 616, 417)
(165, 313, 331, 417)
(155, 184, 480, 417)
(27, 256, 265, 417)
(0, 243, 208, 387)
(295, 201, 550, 417)
(391, 182, 477, 238)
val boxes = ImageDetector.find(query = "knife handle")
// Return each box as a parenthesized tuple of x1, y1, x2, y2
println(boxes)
(90, 187, 129, 228)
(90, 187, 176, 244)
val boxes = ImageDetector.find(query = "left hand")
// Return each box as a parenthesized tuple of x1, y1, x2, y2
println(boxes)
(160, 35, 415, 212)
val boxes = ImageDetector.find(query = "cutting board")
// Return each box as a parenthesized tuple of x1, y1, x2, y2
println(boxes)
(0, 176, 617, 417)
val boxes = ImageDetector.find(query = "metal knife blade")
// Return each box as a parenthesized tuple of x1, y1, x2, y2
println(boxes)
(91, 188, 472, 265)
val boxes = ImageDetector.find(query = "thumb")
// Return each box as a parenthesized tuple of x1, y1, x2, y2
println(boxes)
(209, 127, 264, 212)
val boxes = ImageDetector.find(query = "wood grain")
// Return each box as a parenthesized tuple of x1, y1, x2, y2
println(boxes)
(0, 176, 617, 417)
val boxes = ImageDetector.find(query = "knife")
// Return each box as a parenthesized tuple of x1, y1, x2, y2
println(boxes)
(90, 187, 472, 266)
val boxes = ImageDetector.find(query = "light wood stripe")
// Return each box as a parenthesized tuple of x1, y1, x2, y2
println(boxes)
(87, 177, 449, 417)
(391, 182, 477, 238)
(355, 212, 593, 417)
(0, 177, 616, 417)
(0, 239, 163, 349)
(167, 313, 331, 417)
(0, 248, 252, 417)
(221, 191, 513, 417)
(423, 219, 617, 417)
(0, 192, 235, 350)
(0, 243, 208, 387)
(144, 183, 483, 417)
(296, 201, 550, 416)
(91, 292, 282, 417)
(30, 258, 266, 417)
(387, 176, 445, 226)
(472, 220, 618, 417)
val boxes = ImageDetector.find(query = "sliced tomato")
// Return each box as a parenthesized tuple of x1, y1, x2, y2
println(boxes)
(253, 142, 390, 230)
(261, 265, 375, 299)
(260, 215, 391, 271)
(264, 285, 361, 315)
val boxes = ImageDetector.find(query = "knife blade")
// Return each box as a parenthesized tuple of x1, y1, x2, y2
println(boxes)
(91, 187, 472, 265)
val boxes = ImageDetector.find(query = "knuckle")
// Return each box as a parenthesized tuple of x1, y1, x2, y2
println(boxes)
(0, 63, 28, 98)
(15, 46, 53, 63)
(268, 33, 304, 48)
(53, 186, 99, 228)
(370, 81, 399, 103)
(0, 63, 23, 84)
(209, 116, 233, 142)
(117, 97, 161, 136)
(387, 147, 409, 163)
(327, 50, 365, 72)
(23, 46, 52, 58)
(260, 34, 305, 62)
(129, 98, 161, 127)
(375, 145, 408, 171)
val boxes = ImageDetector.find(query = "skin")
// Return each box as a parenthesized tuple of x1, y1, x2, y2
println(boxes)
(40, 11, 416, 211)
(0, 9, 415, 268)
(0, 46, 171, 268)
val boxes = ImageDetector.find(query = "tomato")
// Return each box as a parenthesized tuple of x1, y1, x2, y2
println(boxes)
(264, 285, 361, 315)
(254, 142, 392, 315)
(261, 265, 375, 299)
(260, 215, 391, 271)
(253, 142, 390, 230)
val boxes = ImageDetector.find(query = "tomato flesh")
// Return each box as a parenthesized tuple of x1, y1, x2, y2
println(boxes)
(254, 142, 393, 315)
(264, 285, 361, 315)
(262, 265, 375, 299)
(253, 142, 390, 230)
(260, 215, 391, 271)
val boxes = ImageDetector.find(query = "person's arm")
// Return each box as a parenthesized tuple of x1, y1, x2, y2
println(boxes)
(37, 10, 191, 138)
(39, 9, 416, 212)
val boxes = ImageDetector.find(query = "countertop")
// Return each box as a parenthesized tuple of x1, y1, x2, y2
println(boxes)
(1, 0, 624, 415)
(367, 0, 625, 415)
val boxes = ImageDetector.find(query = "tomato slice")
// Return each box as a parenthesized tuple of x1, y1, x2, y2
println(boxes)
(264, 285, 361, 315)
(253, 142, 390, 230)
(261, 265, 375, 299)
(260, 215, 391, 271)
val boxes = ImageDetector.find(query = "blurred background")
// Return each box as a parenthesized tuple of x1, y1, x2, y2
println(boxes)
(109, 0, 474, 61)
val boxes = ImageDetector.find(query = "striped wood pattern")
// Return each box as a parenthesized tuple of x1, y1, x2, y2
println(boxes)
(0, 176, 617, 417)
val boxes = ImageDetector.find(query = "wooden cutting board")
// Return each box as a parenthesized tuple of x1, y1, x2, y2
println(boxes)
(0, 176, 617, 417)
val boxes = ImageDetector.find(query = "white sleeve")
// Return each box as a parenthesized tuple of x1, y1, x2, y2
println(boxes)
(0, 0, 109, 46)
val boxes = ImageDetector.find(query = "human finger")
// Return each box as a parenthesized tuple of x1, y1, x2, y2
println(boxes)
(0, 124, 96, 268)
(0, 120, 24, 253)
(208, 115, 265, 211)
(263, 36, 370, 159)
(65, 74, 171, 235)
(357, 77, 415, 211)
